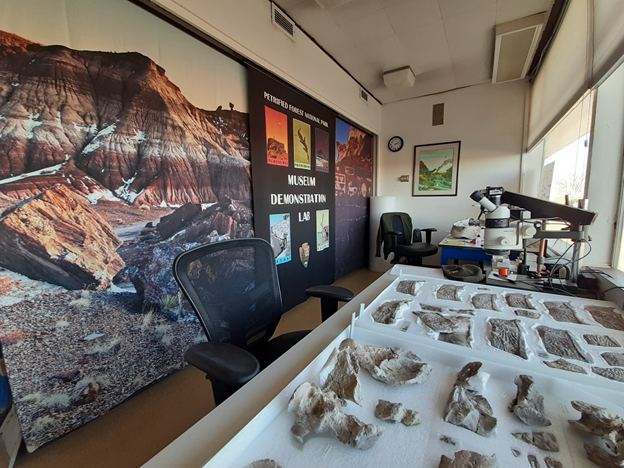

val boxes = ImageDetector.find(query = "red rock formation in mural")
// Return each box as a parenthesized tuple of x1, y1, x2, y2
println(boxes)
(0, 30, 250, 207)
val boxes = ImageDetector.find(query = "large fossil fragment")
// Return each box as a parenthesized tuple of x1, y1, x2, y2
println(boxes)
(421, 304, 442, 312)
(371, 299, 411, 324)
(436, 284, 464, 302)
(489, 319, 528, 359)
(537, 326, 591, 363)
(323, 347, 362, 405)
(414, 311, 473, 347)
(543, 358, 587, 374)
(592, 367, 624, 383)
(584, 334, 621, 347)
(288, 382, 384, 449)
(439, 450, 498, 468)
(251, 460, 282, 468)
(509, 375, 551, 426)
(512, 432, 559, 452)
(339, 339, 432, 385)
(395, 280, 424, 296)
(515, 309, 541, 319)
(585, 306, 624, 331)
(544, 301, 584, 324)
(444, 362, 497, 437)
(602, 352, 624, 367)
(471, 293, 500, 311)
(506, 294, 535, 309)
(544, 457, 563, 468)
(568, 400, 624, 467)
(374, 400, 420, 426)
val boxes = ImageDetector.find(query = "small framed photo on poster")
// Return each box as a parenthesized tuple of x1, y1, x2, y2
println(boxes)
(413, 141, 460, 196)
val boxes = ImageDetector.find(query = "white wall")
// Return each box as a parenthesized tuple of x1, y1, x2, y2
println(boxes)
(377, 80, 526, 266)
(152, 0, 382, 136)
(586, 62, 624, 267)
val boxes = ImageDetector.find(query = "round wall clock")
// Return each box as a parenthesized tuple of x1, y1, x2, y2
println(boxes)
(388, 136, 403, 152)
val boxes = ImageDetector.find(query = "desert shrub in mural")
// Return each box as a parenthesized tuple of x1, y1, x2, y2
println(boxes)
(0, 30, 251, 451)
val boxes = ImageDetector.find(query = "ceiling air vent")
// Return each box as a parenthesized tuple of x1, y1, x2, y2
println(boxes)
(360, 88, 369, 104)
(271, 3, 295, 41)
(493, 13, 546, 84)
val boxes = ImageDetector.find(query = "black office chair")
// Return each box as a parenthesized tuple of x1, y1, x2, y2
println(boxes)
(376, 212, 438, 266)
(173, 238, 352, 405)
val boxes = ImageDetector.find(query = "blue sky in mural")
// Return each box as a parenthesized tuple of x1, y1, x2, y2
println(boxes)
(335, 118, 350, 161)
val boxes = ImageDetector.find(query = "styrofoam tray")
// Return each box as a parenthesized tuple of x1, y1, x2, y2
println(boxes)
(357, 271, 624, 389)
(203, 326, 624, 468)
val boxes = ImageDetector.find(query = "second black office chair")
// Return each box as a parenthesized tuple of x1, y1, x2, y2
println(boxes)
(376, 212, 438, 266)
(173, 238, 352, 405)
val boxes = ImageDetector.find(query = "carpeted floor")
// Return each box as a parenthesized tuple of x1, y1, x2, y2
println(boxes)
(13, 268, 382, 468)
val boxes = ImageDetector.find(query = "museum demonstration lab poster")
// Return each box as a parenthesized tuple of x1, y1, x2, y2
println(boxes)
(248, 66, 336, 310)
(0, 0, 250, 451)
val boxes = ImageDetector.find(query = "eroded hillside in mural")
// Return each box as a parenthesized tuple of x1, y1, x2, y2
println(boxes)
(0, 30, 251, 451)
(335, 123, 372, 278)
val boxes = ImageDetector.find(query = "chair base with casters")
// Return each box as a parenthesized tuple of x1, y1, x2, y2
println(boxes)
(173, 238, 353, 406)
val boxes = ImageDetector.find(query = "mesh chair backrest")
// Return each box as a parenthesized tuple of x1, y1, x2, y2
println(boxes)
(173, 238, 282, 349)
(392, 214, 410, 245)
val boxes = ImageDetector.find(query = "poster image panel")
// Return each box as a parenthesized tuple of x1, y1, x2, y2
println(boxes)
(293, 119, 311, 170)
(316, 209, 330, 251)
(413, 141, 461, 196)
(315, 128, 329, 173)
(270, 213, 292, 264)
(265, 106, 289, 167)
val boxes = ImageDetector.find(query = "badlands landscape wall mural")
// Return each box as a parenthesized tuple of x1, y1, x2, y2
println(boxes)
(0, 29, 251, 451)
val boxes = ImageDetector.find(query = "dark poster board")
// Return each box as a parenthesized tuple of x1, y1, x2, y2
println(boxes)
(248, 67, 336, 310)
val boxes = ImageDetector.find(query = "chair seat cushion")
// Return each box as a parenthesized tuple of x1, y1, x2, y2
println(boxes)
(251, 330, 311, 369)
(395, 243, 438, 257)
(185, 342, 260, 385)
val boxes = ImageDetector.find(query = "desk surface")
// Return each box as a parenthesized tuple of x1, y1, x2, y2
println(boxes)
(143, 267, 444, 468)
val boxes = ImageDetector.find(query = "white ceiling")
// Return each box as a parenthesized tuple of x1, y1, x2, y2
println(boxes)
(275, 0, 554, 104)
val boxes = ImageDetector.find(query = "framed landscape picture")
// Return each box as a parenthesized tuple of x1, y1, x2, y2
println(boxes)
(413, 141, 461, 196)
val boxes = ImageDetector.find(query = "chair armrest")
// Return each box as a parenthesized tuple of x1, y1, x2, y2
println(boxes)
(413, 228, 437, 244)
(387, 230, 402, 252)
(185, 342, 260, 386)
(305, 285, 354, 302)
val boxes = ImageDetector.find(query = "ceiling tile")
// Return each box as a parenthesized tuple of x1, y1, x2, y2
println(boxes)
(414, 64, 457, 95)
(384, 0, 441, 32)
(357, 35, 409, 73)
(274, 0, 307, 11)
(378, 0, 406, 8)
(287, 0, 339, 34)
(495, 0, 552, 24)
(439, 0, 496, 19)
(329, 45, 373, 73)
(327, 0, 383, 25)
(312, 25, 357, 52)
(339, 10, 396, 46)
(397, 20, 452, 73)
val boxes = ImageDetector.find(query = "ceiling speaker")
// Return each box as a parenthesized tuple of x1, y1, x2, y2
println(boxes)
(493, 13, 546, 84)
(383, 66, 416, 90)
(314, 0, 356, 9)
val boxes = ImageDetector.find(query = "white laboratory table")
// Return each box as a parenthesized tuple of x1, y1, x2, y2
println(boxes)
(143, 267, 444, 468)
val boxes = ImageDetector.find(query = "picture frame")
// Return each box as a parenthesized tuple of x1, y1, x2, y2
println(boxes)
(412, 140, 461, 197)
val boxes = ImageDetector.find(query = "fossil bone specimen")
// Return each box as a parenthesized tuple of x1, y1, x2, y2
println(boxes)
(440, 435, 458, 445)
(251, 460, 282, 468)
(371, 299, 411, 324)
(421, 304, 443, 312)
(414, 311, 473, 347)
(515, 309, 541, 319)
(509, 375, 551, 426)
(602, 352, 624, 367)
(511, 449, 521, 457)
(449, 308, 476, 315)
(568, 400, 624, 467)
(444, 362, 497, 437)
(537, 326, 591, 363)
(339, 339, 432, 385)
(512, 432, 559, 452)
(471, 293, 500, 311)
(585, 334, 621, 347)
(439, 450, 498, 468)
(544, 301, 584, 324)
(395, 280, 424, 296)
(506, 294, 535, 309)
(528, 454, 541, 468)
(323, 347, 362, 405)
(592, 367, 624, 383)
(436, 284, 464, 302)
(489, 319, 528, 359)
(288, 382, 384, 450)
(543, 358, 587, 374)
(544, 457, 563, 468)
(374, 400, 420, 426)
(585, 305, 624, 331)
